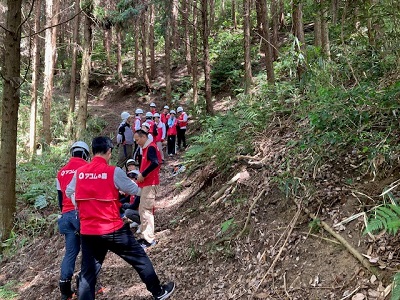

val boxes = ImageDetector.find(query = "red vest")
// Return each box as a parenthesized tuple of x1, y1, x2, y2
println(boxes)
(150, 108, 157, 115)
(57, 157, 88, 213)
(138, 142, 161, 188)
(161, 113, 170, 124)
(75, 156, 123, 235)
(155, 124, 163, 142)
(167, 118, 178, 136)
(178, 112, 188, 128)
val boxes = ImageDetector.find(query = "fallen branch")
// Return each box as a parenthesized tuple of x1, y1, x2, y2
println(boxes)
(236, 188, 266, 239)
(210, 171, 249, 206)
(303, 206, 379, 277)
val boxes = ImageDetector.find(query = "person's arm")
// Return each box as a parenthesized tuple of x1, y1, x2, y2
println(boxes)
(183, 113, 188, 122)
(56, 178, 63, 211)
(161, 123, 166, 140)
(141, 146, 159, 177)
(66, 174, 77, 206)
(114, 167, 139, 195)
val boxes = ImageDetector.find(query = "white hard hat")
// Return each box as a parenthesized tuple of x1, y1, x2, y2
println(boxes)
(150, 102, 156, 107)
(163, 105, 169, 109)
(153, 113, 160, 118)
(135, 108, 143, 114)
(170, 110, 176, 114)
(145, 112, 153, 118)
(177, 106, 183, 113)
(70, 141, 90, 160)
(121, 111, 130, 120)
(126, 159, 137, 167)
(142, 122, 151, 131)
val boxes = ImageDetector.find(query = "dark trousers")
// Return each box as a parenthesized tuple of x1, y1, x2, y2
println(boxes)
(177, 128, 186, 148)
(79, 225, 161, 300)
(167, 135, 176, 155)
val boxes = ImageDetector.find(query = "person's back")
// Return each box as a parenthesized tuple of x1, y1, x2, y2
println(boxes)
(66, 136, 175, 300)
(56, 141, 90, 300)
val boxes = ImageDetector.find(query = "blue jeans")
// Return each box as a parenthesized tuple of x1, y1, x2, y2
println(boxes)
(58, 210, 80, 281)
(79, 225, 162, 300)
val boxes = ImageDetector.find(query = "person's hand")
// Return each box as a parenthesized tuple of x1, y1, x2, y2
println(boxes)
(117, 134, 123, 144)
(137, 173, 144, 183)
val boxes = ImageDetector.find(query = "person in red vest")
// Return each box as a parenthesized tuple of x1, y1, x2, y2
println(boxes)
(66, 136, 174, 300)
(167, 110, 178, 156)
(134, 130, 162, 248)
(160, 105, 170, 125)
(57, 141, 90, 300)
(153, 113, 166, 162)
(176, 106, 188, 150)
(149, 102, 157, 115)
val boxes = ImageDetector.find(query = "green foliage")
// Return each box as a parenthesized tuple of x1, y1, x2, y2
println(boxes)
(308, 218, 321, 233)
(365, 205, 400, 235)
(220, 218, 235, 235)
(0, 281, 18, 299)
(391, 272, 400, 300)
(209, 30, 246, 93)
(185, 93, 269, 172)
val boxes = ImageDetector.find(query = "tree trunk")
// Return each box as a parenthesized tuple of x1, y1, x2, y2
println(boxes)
(134, 19, 139, 78)
(42, 0, 60, 145)
(331, 0, 338, 25)
(321, 2, 331, 59)
(192, 0, 198, 105)
(270, 0, 279, 60)
(201, 0, 214, 114)
(256, 0, 274, 84)
(29, 0, 42, 158)
(104, 29, 112, 68)
(0, 0, 22, 244)
(243, 0, 253, 93)
(116, 24, 123, 82)
(141, 7, 151, 93)
(76, 2, 93, 139)
(165, 1, 172, 102)
(292, 0, 305, 79)
(314, 0, 323, 48)
(232, 0, 237, 29)
(182, 0, 192, 75)
(172, 0, 179, 48)
(67, 0, 80, 137)
(149, 3, 156, 80)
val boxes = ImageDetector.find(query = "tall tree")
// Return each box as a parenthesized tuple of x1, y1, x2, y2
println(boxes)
(201, 0, 214, 114)
(42, 0, 60, 145)
(149, 3, 156, 80)
(29, 0, 42, 158)
(182, 0, 192, 75)
(141, 5, 151, 93)
(0, 0, 22, 244)
(256, 0, 275, 83)
(243, 0, 253, 93)
(270, 0, 279, 60)
(116, 23, 123, 82)
(191, 0, 198, 105)
(134, 18, 139, 78)
(292, 0, 305, 79)
(76, 1, 94, 139)
(232, 0, 237, 29)
(165, 0, 172, 102)
(67, 0, 81, 137)
(171, 0, 179, 48)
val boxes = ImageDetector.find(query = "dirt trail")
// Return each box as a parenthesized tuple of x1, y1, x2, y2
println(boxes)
(0, 78, 397, 300)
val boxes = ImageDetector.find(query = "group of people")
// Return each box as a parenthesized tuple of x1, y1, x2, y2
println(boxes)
(116, 103, 188, 169)
(56, 124, 176, 299)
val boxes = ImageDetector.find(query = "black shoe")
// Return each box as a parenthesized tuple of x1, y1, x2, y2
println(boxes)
(140, 239, 157, 249)
(154, 282, 175, 300)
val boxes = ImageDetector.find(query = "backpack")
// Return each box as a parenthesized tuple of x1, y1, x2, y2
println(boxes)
(152, 123, 158, 137)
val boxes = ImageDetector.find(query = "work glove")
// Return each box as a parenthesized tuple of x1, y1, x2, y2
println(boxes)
(117, 134, 123, 144)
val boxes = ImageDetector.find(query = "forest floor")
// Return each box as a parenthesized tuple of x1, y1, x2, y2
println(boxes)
(1, 70, 400, 300)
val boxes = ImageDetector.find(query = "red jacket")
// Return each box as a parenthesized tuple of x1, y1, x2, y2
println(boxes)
(138, 142, 161, 188)
(75, 156, 123, 235)
(167, 118, 178, 136)
(57, 157, 88, 214)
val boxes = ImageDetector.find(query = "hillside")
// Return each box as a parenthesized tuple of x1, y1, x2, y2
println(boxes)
(1, 66, 399, 300)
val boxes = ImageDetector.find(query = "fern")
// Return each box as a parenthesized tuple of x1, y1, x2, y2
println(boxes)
(391, 272, 400, 300)
(365, 204, 400, 235)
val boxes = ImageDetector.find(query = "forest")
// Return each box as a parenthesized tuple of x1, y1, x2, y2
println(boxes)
(1, 0, 400, 299)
